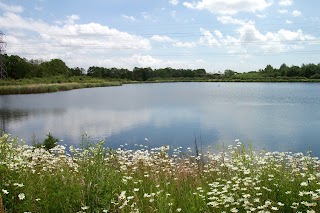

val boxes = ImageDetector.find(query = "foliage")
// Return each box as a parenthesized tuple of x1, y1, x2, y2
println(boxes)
(2, 54, 320, 83)
(0, 81, 122, 95)
(34, 133, 59, 150)
(1, 133, 320, 212)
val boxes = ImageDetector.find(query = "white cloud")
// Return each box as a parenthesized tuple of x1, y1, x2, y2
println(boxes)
(278, 9, 288, 14)
(256, 14, 267, 18)
(65, 14, 80, 25)
(169, 0, 179, 6)
(151, 35, 175, 42)
(198, 28, 220, 46)
(214, 30, 223, 39)
(279, 0, 293, 6)
(173, 41, 197, 48)
(292, 10, 301, 17)
(99, 54, 207, 70)
(194, 18, 316, 55)
(217, 16, 252, 25)
(285, 19, 292, 24)
(236, 22, 265, 43)
(127, 54, 162, 67)
(183, 0, 272, 15)
(0, 12, 151, 67)
(122, 15, 136, 22)
(0, 1, 23, 13)
(141, 12, 156, 22)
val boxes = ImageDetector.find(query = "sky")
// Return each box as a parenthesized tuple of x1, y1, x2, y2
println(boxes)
(0, 0, 319, 73)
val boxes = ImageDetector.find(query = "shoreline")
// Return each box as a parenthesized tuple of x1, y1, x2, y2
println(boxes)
(0, 81, 122, 95)
(0, 78, 319, 95)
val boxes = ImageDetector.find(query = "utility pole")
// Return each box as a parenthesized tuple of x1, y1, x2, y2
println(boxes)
(0, 31, 8, 79)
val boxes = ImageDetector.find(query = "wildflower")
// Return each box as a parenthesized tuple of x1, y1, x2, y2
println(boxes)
(144, 193, 151, 198)
(207, 201, 220, 207)
(271, 206, 278, 210)
(301, 201, 317, 207)
(176, 208, 182, 212)
(265, 200, 272, 206)
(277, 202, 284, 206)
(18, 193, 25, 200)
(300, 182, 308, 186)
(2, 189, 9, 194)
(145, 138, 149, 141)
(119, 191, 126, 201)
(230, 207, 238, 212)
(133, 188, 139, 192)
(81, 206, 90, 210)
(14, 183, 24, 188)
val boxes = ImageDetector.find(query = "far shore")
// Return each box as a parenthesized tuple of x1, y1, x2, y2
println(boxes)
(0, 78, 320, 95)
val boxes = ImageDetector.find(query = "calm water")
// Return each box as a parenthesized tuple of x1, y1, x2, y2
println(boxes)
(1, 82, 320, 156)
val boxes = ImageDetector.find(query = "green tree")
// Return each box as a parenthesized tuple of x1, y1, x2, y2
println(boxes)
(5, 55, 32, 79)
(133, 67, 152, 81)
(69, 67, 85, 76)
(224, 69, 236, 78)
(279, 63, 289, 77)
(286, 66, 300, 77)
(40, 59, 69, 77)
(34, 133, 59, 150)
(87, 66, 103, 78)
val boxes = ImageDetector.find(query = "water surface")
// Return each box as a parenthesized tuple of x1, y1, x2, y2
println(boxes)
(1, 82, 319, 156)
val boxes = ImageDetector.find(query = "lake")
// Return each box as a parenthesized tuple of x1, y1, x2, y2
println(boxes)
(1, 82, 320, 156)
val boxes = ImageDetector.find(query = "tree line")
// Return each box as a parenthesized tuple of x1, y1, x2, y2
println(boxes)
(3, 54, 320, 81)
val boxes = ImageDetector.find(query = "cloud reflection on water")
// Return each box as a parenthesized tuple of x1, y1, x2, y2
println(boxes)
(0, 83, 320, 156)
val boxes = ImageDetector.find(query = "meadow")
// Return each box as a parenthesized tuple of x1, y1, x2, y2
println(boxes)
(0, 133, 319, 212)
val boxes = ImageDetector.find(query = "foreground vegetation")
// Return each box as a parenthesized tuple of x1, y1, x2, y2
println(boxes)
(0, 133, 319, 212)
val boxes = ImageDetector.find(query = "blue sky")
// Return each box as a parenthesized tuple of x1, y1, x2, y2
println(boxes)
(0, 0, 319, 72)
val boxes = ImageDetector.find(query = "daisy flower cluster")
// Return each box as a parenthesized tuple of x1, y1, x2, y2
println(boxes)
(0, 133, 319, 212)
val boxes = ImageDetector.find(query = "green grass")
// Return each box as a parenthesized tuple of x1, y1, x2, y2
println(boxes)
(0, 82, 122, 95)
(0, 134, 320, 212)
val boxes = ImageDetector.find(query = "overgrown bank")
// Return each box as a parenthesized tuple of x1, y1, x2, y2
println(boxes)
(0, 133, 319, 212)
(0, 81, 121, 95)
(1, 76, 320, 95)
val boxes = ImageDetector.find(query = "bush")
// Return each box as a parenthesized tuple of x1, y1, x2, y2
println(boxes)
(35, 133, 59, 150)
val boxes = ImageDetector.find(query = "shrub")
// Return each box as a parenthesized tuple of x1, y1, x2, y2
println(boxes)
(34, 133, 59, 150)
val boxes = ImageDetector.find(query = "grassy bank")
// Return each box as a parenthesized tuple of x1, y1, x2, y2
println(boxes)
(0, 82, 122, 95)
(1, 76, 319, 95)
(122, 77, 320, 84)
(0, 134, 319, 212)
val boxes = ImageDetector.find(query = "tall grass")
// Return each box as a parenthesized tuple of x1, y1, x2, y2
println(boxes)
(0, 82, 122, 95)
(0, 134, 319, 212)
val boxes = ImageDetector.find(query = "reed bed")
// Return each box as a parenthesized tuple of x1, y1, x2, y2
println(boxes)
(0, 82, 122, 95)
(0, 134, 319, 212)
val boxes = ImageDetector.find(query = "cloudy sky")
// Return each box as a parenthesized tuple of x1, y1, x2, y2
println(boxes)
(0, 0, 319, 72)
